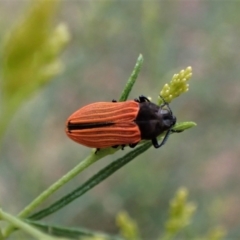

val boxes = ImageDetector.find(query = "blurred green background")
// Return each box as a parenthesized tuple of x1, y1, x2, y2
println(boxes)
(1, 0, 240, 239)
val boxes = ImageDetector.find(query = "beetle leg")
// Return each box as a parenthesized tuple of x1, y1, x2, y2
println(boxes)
(112, 145, 126, 150)
(139, 95, 150, 103)
(152, 129, 172, 148)
(134, 98, 140, 102)
(112, 145, 119, 148)
(129, 142, 138, 148)
(152, 138, 160, 148)
(95, 148, 100, 154)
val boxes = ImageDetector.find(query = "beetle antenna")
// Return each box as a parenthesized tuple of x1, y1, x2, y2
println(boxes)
(159, 95, 173, 115)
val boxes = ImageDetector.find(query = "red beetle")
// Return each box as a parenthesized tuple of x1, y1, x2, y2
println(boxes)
(66, 95, 176, 149)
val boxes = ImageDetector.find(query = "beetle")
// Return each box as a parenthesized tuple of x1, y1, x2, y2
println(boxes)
(65, 95, 176, 150)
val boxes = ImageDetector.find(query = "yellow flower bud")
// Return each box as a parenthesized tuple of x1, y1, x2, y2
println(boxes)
(159, 66, 193, 104)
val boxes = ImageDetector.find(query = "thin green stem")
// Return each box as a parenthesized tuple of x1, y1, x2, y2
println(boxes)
(29, 142, 153, 220)
(0, 209, 60, 240)
(2, 152, 101, 238)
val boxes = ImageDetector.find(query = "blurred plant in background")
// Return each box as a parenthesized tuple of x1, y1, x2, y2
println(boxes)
(0, 0, 70, 138)
(161, 187, 197, 240)
(116, 188, 225, 240)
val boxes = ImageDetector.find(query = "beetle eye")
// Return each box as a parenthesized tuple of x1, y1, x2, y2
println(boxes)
(158, 108, 176, 128)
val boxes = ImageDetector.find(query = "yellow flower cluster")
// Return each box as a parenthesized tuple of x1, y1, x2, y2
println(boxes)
(164, 187, 196, 234)
(116, 211, 140, 240)
(159, 66, 192, 104)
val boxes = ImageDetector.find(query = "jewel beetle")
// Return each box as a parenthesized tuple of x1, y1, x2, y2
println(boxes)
(65, 95, 176, 149)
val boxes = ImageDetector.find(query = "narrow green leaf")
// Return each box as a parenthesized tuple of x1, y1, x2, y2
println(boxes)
(172, 121, 197, 132)
(119, 54, 144, 101)
(25, 219, 123, 240)
(28, 142, 152, 220)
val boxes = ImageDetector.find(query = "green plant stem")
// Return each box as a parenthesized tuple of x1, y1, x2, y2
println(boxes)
(2, 152, 101, 238)
(28, 142, 153, 220)
(0, 209, 61, 240)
